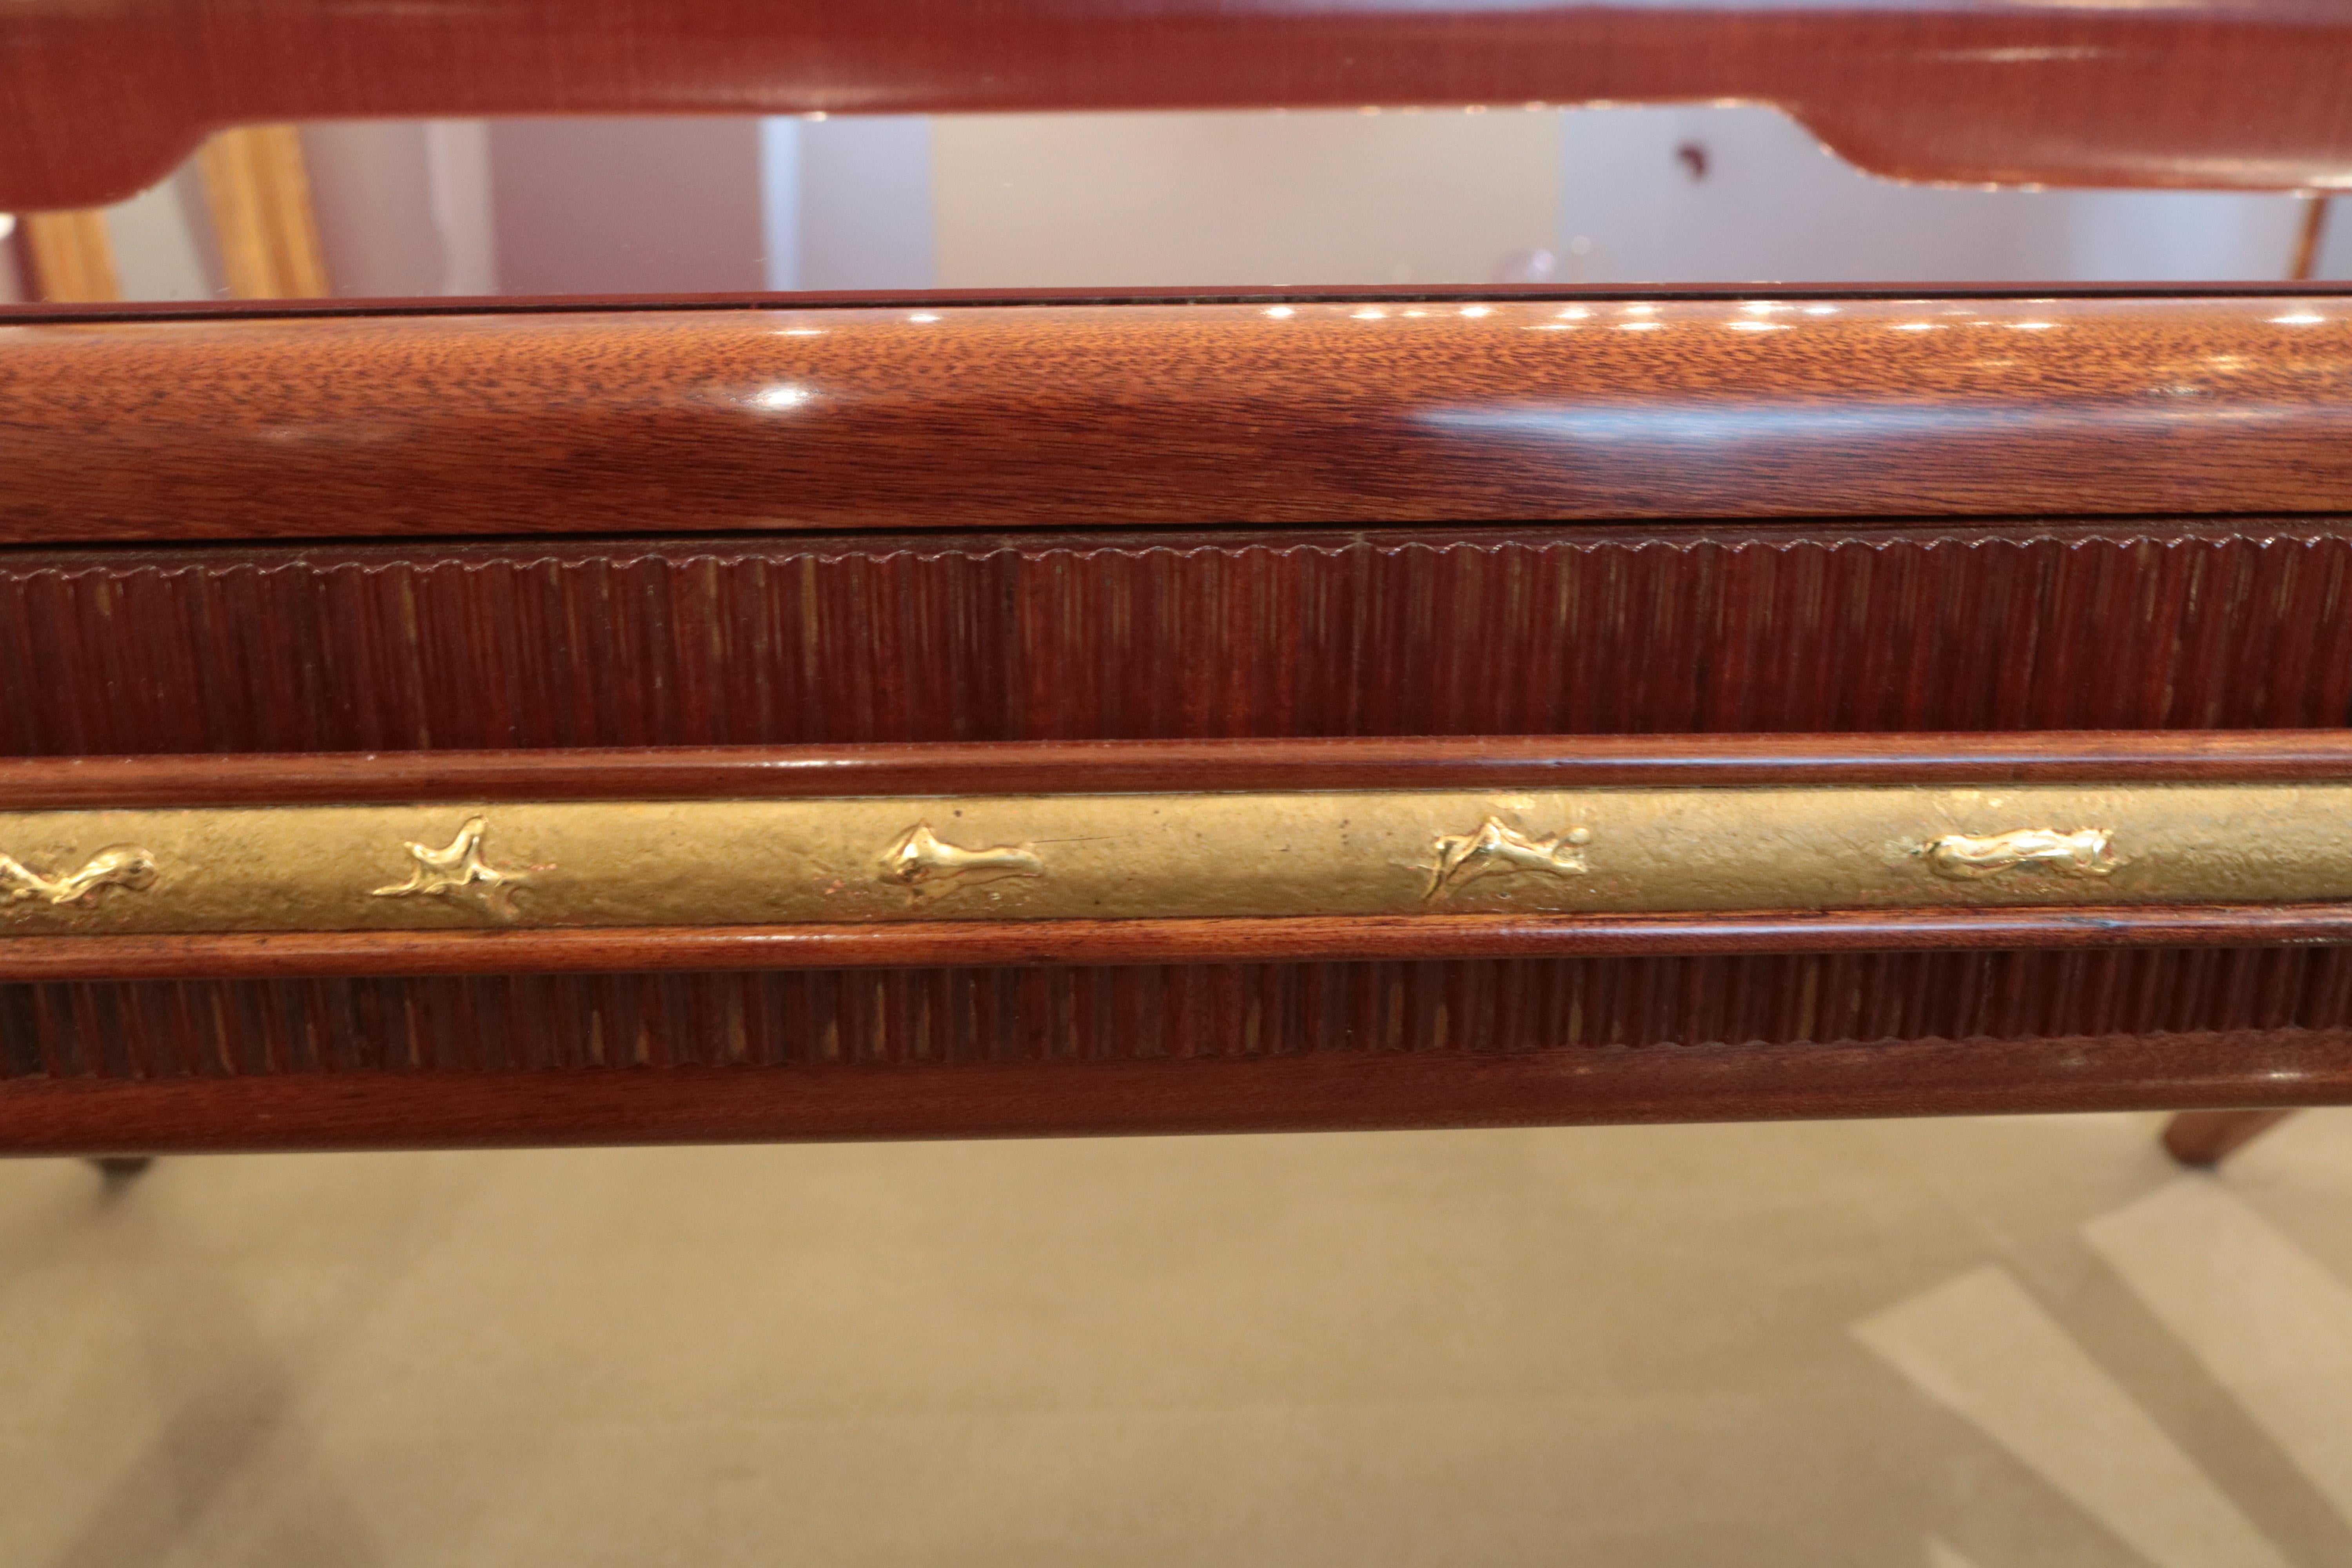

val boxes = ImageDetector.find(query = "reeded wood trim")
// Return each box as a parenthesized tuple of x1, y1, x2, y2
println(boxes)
(196, 126, 328, 299)
(5, 905, 2352, 983)
(3, 1028, 2346, 1155)
(5, 522, 2352, 753)
(6, 297, 2352, 543)
(19, 211, 117, 303)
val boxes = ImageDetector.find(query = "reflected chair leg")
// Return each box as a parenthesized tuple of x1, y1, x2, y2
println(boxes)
(87, 1156, 155, 1181)
(2161, 1109, 2298, 1167)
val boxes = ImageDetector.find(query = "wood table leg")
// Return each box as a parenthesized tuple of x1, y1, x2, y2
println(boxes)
(2161, 1109, 2298, 1167)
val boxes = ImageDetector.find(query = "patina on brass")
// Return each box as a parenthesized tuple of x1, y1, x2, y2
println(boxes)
(1426, 817, 1591, 901)
(0, 784, 2346, 935)
(880, 822, 1044, 903)
(0, 845, 157, 910)
(1923, 827, 2121, 880)
(371, 815, 534, 920)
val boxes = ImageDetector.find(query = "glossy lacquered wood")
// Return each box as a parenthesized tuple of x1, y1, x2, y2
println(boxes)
(4, 730, 2349, 808)
(3, 1027, 2346, 1156)
(7, 298, 2352, 543)
(7, 906, 2352, 985)
(4, 0, 2351, 209)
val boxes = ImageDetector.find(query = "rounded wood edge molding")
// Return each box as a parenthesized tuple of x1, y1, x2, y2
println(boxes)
(4, 905, 2351, 983)
(7, 296, 2352, 542)
(2, 730, 2349, 808)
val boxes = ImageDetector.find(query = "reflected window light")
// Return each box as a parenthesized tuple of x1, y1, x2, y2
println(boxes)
(1624, 304, 1658, 316)
(1802, 305, 1838, 316)
(1557, 307, 1592, 320)
(1532, 323, 1579, 332)
(1403, 309, 1429, 318)
(1727, 321, 1788, 332)
(780, 328, 824, 337)
(2273, 313, 2327, 325)
(1352, 308, 1388, 320)
(751, 385, 814, 412)
(1895, 323, 1939, 332)
(1459, 306, 1492, 319)
(1617, 322, 1662, 332)
(907, 312, 941, 323)
(1263, 306, 1295, 319)
(2010, 321, 2055, 330)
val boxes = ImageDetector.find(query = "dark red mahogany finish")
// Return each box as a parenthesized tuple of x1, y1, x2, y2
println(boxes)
(7, 299, 2352, 544)
(4, 294, 2352, 1150)
(4, 0, 2352, 209)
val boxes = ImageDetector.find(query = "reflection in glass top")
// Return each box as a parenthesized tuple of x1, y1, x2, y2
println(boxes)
(3, 106, 2342, 305)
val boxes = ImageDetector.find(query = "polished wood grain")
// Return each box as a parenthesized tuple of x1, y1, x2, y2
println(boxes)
(2, 1026, 2346, 1155)
(4, 730, 2349, 809)
(6, 298, 2352, 544)
(5, 520, 2350, 757)
(3, 0, 2351, 210)
(7, 905, 2352, 985)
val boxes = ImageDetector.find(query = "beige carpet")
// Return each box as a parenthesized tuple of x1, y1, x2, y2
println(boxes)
(4, 1108, 2350, 1566)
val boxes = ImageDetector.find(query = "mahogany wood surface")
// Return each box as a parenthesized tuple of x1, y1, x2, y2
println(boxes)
(6, 521, 2351, 757)
(4, 730, 2350, 808)
(7, 298, 2352, 544)
(3, 1027, 2346, 1156)
(4, 0, 2352, 209)
(2161, 1107, 2301, 1165)
(7, 906, 2352, 985)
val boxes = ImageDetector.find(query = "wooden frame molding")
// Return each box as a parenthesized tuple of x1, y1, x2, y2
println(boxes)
(5, 295, 2352, 543)
(3, 732, 2351, 978)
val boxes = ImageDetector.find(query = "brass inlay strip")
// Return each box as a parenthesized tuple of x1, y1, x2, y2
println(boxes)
(0, 785, 2341, 936)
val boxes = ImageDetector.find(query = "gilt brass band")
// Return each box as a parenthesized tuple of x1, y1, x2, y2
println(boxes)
(0, 785, 2345, 936)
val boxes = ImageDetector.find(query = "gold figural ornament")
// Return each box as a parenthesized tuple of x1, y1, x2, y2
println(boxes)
(0, 845, 158, 909)
(1923, 827, 2120, 880)
(372, 816, 535, 919)
(1425, 817, 1592, 901)
(880, 822, 1044, 902)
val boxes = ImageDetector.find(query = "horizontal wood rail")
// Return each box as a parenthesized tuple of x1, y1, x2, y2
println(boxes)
(4, 729, 2352, 808)
(6, 296, 2352, 543)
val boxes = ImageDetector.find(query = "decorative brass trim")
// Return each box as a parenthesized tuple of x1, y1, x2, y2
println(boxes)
(1426, 817, 1591, 901)
(0, 846, 156, 909)
(0, 785, 2338, 936)
(880, 822, 1044, 902)
(1923, 828, 2120, 880)
(371, 816, 535, 920)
